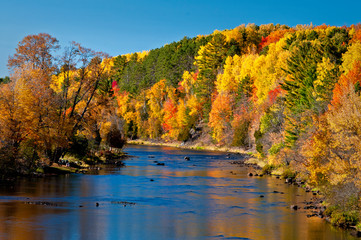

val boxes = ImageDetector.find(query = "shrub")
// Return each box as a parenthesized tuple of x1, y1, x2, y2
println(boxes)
(281, 168, 297, 179)
(261, 164, 277, 175)
(331, 211, 359, 227)
(268, 142, 285, 155)
(68, 136, 89, 159)
(232, 119, 251, 147)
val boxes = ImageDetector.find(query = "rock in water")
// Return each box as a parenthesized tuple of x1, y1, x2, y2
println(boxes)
(290, 205, 298, 210)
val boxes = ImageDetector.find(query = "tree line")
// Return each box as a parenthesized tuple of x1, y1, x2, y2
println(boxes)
(110, 23, 361, 227)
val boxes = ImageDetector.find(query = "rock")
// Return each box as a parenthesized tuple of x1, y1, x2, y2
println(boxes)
(156, 162, 165, 166)
(248, 172, 253, 177)
(285, 178, 293, 184)
(111, 201, 136, 206)
(259, 174, 263, 177)
(115, 161, 125, 167)
(254, 173, 259, 176)
(184, 156, 190, 161)
(318, 210, 324, 218)
(260, 195, 264, 198)
(350, 229, 361, 238)
(273, 191, 279, 193)
(290, 205, 298, 210)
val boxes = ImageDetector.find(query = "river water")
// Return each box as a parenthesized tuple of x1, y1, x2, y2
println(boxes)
(0, 145, 357, 240)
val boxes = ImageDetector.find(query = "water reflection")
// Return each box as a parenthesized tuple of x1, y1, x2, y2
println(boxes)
(0, 145, 357, 240)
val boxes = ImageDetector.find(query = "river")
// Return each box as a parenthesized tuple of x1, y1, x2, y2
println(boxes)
(0, 144, 357, 240)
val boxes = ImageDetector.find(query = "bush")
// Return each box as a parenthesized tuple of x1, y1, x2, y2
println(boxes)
(268, 142, 285, 155)
(281, 168, 297, 179)
(232, 119, 250, 148)
(331, 211, 359, 227)
(68, 136, 89, 158)
(254, 129, 264, 156)
(324, 204, 360, 228)
(261, 164, 277, 175)
(106, 127, 126, 149)
(323, 205, 338, 217)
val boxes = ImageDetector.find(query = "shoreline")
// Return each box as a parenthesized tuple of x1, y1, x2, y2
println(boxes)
(126, 139, 361, 238)
(126, 139, 268, 168)
(126, 139, 254, 154)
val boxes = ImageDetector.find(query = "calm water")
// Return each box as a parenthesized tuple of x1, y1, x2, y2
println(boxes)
(0, 145, 357, 240)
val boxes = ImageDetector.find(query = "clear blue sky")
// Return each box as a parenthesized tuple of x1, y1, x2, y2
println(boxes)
(1, 0, 361, 77)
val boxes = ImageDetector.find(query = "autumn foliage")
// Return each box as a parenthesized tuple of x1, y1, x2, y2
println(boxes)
(2, 24, 361, 217)
(0, 33, 123, 175)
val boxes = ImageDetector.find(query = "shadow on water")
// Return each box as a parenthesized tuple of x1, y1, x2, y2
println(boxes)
(0, 144, 357, 240)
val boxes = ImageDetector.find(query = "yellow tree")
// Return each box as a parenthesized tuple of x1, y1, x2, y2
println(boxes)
(341, 42, 361, 74)
(54, 44, 113, 157)
(6, 34, 113, 164)
(303, 62, 361, 192)
(146, 79, 167, 138)
(252, 37, 290, 105)
(5, 33, 60, 166)
(0, 81, 26, 172)
(208, 94, 233, 144)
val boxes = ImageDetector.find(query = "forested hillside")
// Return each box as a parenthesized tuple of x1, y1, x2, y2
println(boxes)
(2, 23, 361, 228)
(110, 23, 361, 227)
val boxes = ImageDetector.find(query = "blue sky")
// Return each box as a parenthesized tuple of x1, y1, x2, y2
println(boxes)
(1, 0, 361, 77)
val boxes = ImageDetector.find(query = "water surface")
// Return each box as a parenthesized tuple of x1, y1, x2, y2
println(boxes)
(0, 145, 356, 240)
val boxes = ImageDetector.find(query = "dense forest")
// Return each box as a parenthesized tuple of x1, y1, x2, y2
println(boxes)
(2, 23, 361, 228)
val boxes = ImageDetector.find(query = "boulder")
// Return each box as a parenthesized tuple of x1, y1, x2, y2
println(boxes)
(290, 205, 298, 210)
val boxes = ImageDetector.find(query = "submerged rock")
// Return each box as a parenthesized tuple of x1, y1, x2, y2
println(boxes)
(111, 201, 136, 206)
(290, 205, 298, 210)
(285, 178, 293, 184)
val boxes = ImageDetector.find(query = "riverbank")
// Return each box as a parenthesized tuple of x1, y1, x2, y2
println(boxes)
(127, 139, 254, 154)
(126, 139, 361, 238)
(0, 144, 353, 239)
